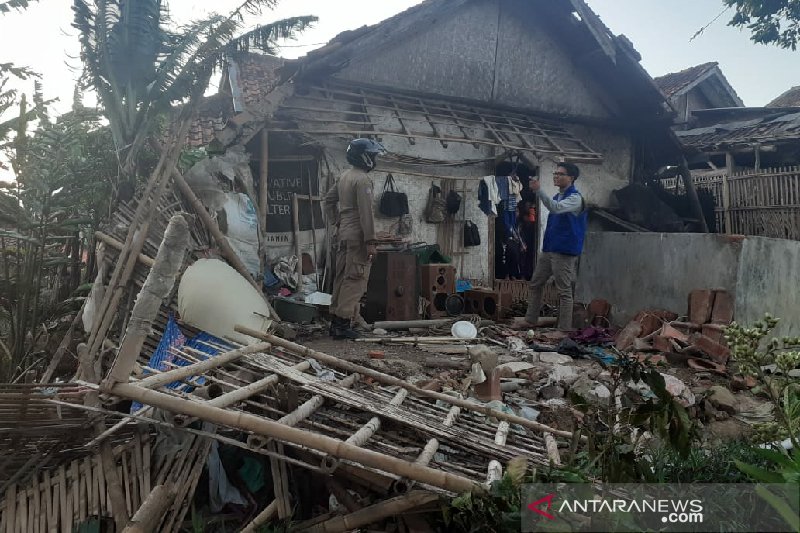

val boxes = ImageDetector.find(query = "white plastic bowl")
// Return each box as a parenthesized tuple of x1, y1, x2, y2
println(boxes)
(451, 320, 478, 339)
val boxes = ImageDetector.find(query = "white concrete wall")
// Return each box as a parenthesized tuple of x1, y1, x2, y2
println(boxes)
(575, 232, 800, 338)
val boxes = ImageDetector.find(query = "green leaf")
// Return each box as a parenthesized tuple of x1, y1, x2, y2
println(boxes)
(734, 460, 785, 483)
(756, 484, 800, 532)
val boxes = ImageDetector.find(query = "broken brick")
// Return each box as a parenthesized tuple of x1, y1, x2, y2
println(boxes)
(687, 357, 726, 375)
(711, 290, 735, 324)
(660, 323, 689, 344)
(474, 368, 502, 402)
(588, 298, 611, 326)
(701, 325, 725, 345)
(638, 313, 663, 337)
(615, 320, 642, 351)
(690, 333, 730, 365)
(652, 335, 673, 353)
(688, 289, 714, 324)
(634, 309, 679, 323)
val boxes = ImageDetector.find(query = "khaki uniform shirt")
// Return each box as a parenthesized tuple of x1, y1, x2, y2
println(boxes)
(323, 168, 376, 243)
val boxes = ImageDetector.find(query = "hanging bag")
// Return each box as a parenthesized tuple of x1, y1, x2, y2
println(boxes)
(378, 173, 409, 217)
(425, 184, 447, 223)
(446, 189, 462, 215)
(464, 220, 481, 246)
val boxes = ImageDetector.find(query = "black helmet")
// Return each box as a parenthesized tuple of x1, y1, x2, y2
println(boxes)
(346, 138, 386, 171)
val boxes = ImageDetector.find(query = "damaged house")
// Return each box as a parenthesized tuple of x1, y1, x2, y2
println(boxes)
(189, 0, 680, 292)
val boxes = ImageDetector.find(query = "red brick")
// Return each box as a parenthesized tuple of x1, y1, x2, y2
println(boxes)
(660, 323, 689, 344)
(653, 335, 675, 353)
(638, 313, 663, 337)
(689, 289, 715, 324)
(474, 368, 502, 402)
(691, 333, 730, 365)
(588, 298, 611, 326)
(702, 325, 725, 345)
(634, 309, 679, 322)
(711, 290, 735, 324)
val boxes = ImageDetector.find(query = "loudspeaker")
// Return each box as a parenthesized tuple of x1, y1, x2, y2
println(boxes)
(418, 263, 455, 318)
(464, 288, 500, 320)
(364, 252, 419, 323)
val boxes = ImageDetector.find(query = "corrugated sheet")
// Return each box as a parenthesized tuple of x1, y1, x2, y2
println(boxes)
(676, 110, 800, 150)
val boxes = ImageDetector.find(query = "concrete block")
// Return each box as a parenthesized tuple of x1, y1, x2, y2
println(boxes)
(689, 289, 714, 324)
(711, 290, 734, 324)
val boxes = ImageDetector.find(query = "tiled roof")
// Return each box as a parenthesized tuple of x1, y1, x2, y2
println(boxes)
(676, 109, 800, 150)
(182, 53, 285, 148)
(767, 86, 800, 108)
(654, 62, 718, 98)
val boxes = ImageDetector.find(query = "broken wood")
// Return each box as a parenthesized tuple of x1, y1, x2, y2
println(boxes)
(106, 215, 190, 387)
(121, 483, 175, 533)
(106, 382, 479, 494)
(545, 434, 561, 466)
(236, 326, 575, 439)
(356, 336, 481, 344)
(373, 319, 494, 330)
(94, 231, 155, 268)
(241, 499, 278, 533)
(304, 490, 438, 533)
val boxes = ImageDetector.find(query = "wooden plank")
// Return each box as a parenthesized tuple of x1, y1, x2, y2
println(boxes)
(57, 466, 67, 533)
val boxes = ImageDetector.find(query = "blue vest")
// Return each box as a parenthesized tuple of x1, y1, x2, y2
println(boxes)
(542, 185, 587, 256)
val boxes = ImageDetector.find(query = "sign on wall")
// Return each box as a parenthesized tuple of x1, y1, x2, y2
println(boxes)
(263, 159, 325, 245)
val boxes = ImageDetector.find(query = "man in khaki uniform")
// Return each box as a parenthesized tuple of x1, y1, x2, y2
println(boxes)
(324, 138, 385, 339)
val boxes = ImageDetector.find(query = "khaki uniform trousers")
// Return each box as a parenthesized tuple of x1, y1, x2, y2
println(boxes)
(330, 240, 372, 320)
(525, 252, 579, 330)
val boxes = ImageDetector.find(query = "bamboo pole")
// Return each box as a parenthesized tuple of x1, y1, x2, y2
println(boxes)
(392, 405, 460, 495)
(40, 307, 83, 383)
(248, 372, 360, 449)
(121, 484, 175, 533)
(303, 491, 438, 533)
(107, 382, 478, 494)
(173, 360, 312, 427)
(346, 389, 407, 447)
(485, 460, 502, 486)
(235, 326, 574, 439)
(94, 231, 155, 268)
(373, 319, 493, 330)
(292, 193, 303, 279)
(127, 342, 271, 391)
(106, 215, 190, 387)
(355, 336, 481, 344)
(545, 434, 561, 466)
(241, 499, 278, 533)
(494, 422, 510, 446)
(258, 130, 270, 271)
(326, 478, 361, 513)
(268, 441, 292, 519)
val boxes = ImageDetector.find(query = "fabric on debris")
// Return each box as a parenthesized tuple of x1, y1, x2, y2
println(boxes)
(220, 192, 261, 277)
(178, 258, 272, 345)
(208, 439, 247, 513)
(274, 256, 300, 289)
(570, 326, 615, 345)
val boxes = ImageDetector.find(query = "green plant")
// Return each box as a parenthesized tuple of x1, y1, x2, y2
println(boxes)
(727, 315, 800, 530)
(725, 0, 800, 49)
(572, 352, 695, 483)
(437, 457, 528, 533)
(726, 315, 800, 449)
(646, 439, 772, 483)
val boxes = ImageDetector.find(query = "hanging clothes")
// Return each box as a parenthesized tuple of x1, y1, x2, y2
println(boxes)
(479, 175, 500, 215)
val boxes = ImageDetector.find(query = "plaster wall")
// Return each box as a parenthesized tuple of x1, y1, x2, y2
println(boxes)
(335, 0, 612, 118)
(575, 232, 800, 338)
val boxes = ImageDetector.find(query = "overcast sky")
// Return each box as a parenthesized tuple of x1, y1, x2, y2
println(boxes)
(0, 0, 797, 117)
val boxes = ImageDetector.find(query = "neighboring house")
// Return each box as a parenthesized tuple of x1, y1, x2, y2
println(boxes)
(767, 86, 800, 108)
(653, 62, 743, 129)
(186, 0, 681, 285)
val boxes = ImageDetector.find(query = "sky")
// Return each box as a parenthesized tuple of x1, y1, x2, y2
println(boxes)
(0, 0, 797, 134)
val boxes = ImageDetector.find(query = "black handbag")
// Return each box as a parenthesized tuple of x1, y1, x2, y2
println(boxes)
(446, 189, 462, 215)
(464, 220, 481, 246)
(378, 174, 409, 217)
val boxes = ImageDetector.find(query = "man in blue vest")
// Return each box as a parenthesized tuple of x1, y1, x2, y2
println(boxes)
(524, 162, 587, 330)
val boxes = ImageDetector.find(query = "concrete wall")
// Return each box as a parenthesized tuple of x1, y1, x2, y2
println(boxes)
(736, 237, 800, 338)
(575, 232, 800, 338)
(335, 0, 614, 119)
